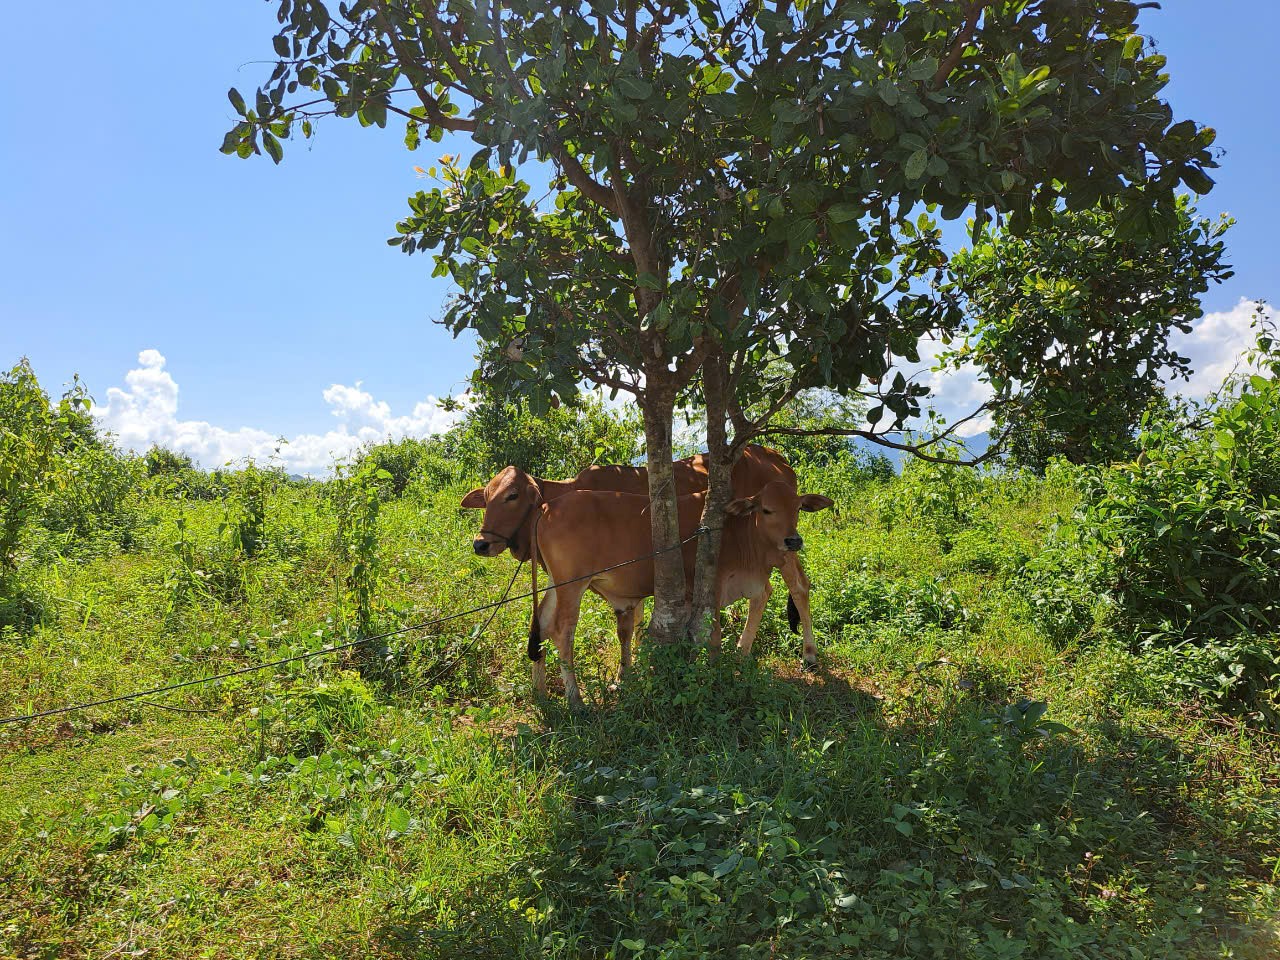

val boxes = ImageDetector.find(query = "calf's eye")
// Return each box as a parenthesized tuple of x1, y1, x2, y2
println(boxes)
(505, 492, 519, 502)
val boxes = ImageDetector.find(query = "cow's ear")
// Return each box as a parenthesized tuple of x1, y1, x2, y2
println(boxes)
(460, 487, 486, 509)
(724, 497, 760, 516)
(799, 494, 834, 513)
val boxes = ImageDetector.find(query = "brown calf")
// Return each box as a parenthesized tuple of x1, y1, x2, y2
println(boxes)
(526, 480, 832, 709)
(460, 445, 820, 664)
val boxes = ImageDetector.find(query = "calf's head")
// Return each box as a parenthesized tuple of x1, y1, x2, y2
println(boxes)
(724, 481, 833, 553)
(460, 466, 543, 560)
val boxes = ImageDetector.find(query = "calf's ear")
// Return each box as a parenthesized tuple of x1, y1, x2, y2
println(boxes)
(724, 497, 760, 516)
(460, 488, 486, 509)
(799, 494, 835, 513)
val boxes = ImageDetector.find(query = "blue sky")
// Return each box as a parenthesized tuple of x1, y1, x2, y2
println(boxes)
(1, 2, 1276, 471)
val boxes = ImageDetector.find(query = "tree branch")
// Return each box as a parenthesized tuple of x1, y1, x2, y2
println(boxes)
(548, 139, 621, 216)
(931, 2, 985, 90)
(369, 0, 479, 132)
(760, 423, 1006, 467)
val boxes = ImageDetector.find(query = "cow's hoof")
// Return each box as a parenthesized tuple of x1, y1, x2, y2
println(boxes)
(801, 658, 819, 674)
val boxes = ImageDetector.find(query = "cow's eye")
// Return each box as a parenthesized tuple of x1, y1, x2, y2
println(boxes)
(762, 508, 774, 515)
(505, 492, 519, 502)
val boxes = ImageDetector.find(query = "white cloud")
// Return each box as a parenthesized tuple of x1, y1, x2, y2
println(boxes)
(1169, 298, 1273, 401)
(95, 350, 461, 475)
(909, 337, 995, 438)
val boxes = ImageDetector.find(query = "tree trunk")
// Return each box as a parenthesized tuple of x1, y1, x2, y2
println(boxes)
(689, 353, 733, 643)
(640, 387, 688, 644)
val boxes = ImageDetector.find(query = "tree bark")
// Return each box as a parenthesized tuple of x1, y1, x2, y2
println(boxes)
(640, 386, 688, 643)
(688, 352, 733, 643)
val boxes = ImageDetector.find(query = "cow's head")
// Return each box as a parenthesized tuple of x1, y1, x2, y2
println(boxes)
(724, 480, 833, 553)
(460, 465, 543, 560)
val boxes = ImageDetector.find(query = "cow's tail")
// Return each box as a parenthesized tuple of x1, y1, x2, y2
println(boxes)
(527, 510, 544, 662)
(528, 616, 543, 662)
(787, 594, 800, 634)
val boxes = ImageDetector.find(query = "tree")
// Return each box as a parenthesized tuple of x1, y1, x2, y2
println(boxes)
(226, 0, 1217, 641)
(443, 391, 643, 479)
(943, 196, 1233, 472)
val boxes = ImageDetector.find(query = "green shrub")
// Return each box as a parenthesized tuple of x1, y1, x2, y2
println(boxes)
(329, 462, 390, 641)
(144, 445, 195, 476)
(220, 462, 279, 558)
(39, 444, 146, 556)
(0, 360, 66, 578)
(245, 671, 380, 757)
(795, 450, 895, 512)
(444, 392, 642, 479)
(358, 436, 435, 496)
(878, 453, 984, 550)
(1049, 318, 1280, 722)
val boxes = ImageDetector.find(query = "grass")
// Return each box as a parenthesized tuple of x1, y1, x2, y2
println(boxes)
(2, 469, 1278, 959)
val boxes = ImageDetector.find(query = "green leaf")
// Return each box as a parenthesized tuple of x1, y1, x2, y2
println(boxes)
(904, 149, 928, 182)
(616, 75, 653, 100)
(772, 100, 805, 125)
(228, 87, 247, 116)
(907, 56, 940, 82)
(876, 79, 900, 106)
(261, 132, 283, 164)
(272, 35, 290, 58)
(870, 110, 896, 141)
(713, 852, 742, 878)
(1182, 166, 1215, 196)
(827, 203, 860, 223)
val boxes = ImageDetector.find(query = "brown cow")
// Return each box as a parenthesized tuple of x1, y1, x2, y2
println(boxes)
(460, 445, 820, 664)
(525, 480, 832, 709)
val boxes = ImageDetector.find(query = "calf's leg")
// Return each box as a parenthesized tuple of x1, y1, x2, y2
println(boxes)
(616, 606, 637, 676)
(547, 582, 589, 711)
(737, 581, 772, 656)
(709, 609, 723, 655)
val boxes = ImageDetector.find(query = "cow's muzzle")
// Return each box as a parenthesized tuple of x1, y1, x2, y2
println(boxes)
(474, 538, 501, 556)
(783, 535, 804, 552)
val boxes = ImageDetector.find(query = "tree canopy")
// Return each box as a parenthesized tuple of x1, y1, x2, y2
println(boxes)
(945, 196, 1234, 471)
(225, 0, 1220, 638)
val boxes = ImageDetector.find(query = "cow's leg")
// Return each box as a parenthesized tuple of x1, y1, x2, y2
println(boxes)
(709, 609, 723, 655)
(778, 554, 817, 667)
(531, 583, 558, 699)
(549, 582, 589, 711)
(738, 581, 772, 656)
(616, 606, 637, 676)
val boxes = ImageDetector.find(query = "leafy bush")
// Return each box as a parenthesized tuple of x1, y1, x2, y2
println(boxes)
(0, 361, 67, 578)
(220, 462, 279, 558)
(329, 462, 390, 641)
(144, 445, 195, 476)
(358, 436, 436, 496)
(795, 449, 895, 511)
(444, 392, 642, 479)
(1044, 318, 1280, 722)
(816, 570, 971, 636)
(878, 454, 984, 550)
(245, 671, 380, 757)
(39, 444, 146, 556)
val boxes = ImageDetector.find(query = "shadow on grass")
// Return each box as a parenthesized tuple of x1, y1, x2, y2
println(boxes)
(373, 646, 1278, 960)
